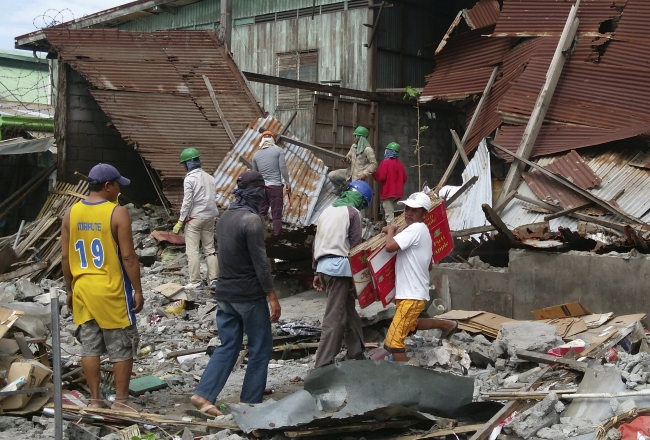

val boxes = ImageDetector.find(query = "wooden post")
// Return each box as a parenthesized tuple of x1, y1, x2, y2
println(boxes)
(496, 1, 580, 209)
(55, 60, 68, 182)
(220, 0, 232, 50)
(481, 204, 517, 242)
(450, 129, 470, 166)
(438, 66, 499, 188)
(203, 75, 236, 145)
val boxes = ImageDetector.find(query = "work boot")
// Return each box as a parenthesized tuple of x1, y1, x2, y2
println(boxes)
(184, 281, 205, 290)
(209, 279, 218, 291)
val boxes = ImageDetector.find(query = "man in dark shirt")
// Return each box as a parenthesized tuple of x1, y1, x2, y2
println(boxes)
(190, 170, 281, 416)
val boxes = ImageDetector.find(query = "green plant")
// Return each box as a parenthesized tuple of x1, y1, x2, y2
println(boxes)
(403, 86, 431, 189)
(131, 434, 156, 440)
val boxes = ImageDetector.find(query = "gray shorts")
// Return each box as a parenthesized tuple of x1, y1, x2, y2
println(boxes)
(80, 320, 139, 362)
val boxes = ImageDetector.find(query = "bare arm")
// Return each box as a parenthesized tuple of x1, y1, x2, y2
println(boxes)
(61, 208, 74, 311)
(112, 205, 144, 313)
(383, 225, 401, 253)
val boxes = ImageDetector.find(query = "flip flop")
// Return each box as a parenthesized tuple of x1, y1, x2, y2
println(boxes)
(264, 388, 274, 395)
(441, 320, 459, 339)
(186, 404, 223, 420)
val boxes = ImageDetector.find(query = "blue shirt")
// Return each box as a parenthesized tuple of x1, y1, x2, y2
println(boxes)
(316, 256, 352, 277)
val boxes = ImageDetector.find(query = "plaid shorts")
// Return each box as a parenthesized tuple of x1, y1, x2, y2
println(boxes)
(80, 320, 139, 362)
(384, 299, 427, 353)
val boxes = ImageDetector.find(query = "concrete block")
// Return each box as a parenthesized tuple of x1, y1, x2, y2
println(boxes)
(68, 107, 95, 122)
(497, 321, 563, 358)
(77, 147, 102, 161)
(78, 121, 104, 136)
(505, 392, 559, 439)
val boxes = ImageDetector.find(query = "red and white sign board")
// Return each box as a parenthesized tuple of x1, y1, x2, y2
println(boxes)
(349, 201, 454, 308)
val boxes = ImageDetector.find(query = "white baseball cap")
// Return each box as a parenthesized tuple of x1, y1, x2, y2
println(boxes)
(397, 192, 432, 211)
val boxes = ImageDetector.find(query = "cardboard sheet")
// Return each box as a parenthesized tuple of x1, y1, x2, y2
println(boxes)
(532, 302, 591, 320)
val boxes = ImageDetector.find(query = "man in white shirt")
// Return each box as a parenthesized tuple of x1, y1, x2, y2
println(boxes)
(173, 148, 219, 290)
(381, 192, 457, 362)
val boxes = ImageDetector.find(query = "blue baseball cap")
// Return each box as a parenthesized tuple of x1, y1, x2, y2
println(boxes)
(88, 163, 131, 185)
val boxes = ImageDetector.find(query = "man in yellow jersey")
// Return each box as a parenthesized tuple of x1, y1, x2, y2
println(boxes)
(61, 163, 144, 412)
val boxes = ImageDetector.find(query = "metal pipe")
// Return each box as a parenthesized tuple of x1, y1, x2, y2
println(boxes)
(0, 115, 54, 132)
(50, 287, 63, 440)
(13, 220, 25, 249)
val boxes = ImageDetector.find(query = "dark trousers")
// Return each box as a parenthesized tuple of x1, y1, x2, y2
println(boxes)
(314, 273, 365, 368)
(260, 185, 284, 235)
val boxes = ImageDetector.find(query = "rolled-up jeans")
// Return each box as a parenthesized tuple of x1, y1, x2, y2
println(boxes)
(194, 298, 272, 404)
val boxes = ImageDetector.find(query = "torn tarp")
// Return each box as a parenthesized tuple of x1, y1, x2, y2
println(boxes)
(230, 360, 475, 433)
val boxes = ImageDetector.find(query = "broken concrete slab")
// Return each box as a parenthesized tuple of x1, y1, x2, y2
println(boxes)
(497, 321, 564, 358)
(504, 392, 559, 438)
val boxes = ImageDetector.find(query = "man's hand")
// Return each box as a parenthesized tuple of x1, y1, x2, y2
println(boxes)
(313, 275, 323, 292)
(131, 290, 144, 313)
(269, 297, 281, 322)
(173, 221, 184, 234)
(359, 173, 366, 180)
(344, 156, 352, 163)
(381, 225, 398, 235)
(66, 290, 73, 313)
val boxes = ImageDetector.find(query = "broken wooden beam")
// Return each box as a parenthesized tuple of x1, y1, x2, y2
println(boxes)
(238, 155, 253, 169)
(203, 75, 236, 145)
(496, 2, 580, 207)
(450, 129, 470, 166)
(445, 176, 478, 206)
(451, 225, 497, 238)
(278, 135, 347, 160)
(513, 194, 560, 213)
(516, 350, 588, 372)
(0, 261, 48, 282)
(481, 204, 517, 242)
(493, 190, 517, 213)
(438, 66, 499, 188)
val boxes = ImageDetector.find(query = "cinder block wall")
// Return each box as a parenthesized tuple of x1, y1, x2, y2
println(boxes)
(63, 69, 158, 204)
(430, 249, 650, 323)
(378, 103, 463, 197)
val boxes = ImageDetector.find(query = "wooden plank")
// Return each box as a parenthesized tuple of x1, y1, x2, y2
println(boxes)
(513, 194, 560, 212)
(278, 135, 347, 160)
(516, 350, 588, 372)
(494, 143, 641, 224)
(544, 201, 593, 221)
(387, 423, 486, 440)
(0, 261, 48, 282)
(438, 66, 499, 187)
(497, 5, 580, 207)
(494, 190, 517, 213)
(285, 419, 418, 438)
(202, 75, 236, 145)
(481, 204, 517, 242)
(238, 156, 253, 169)
(365, 1, 385, 48)
(280, 111, 298, 136)
(445, 176, 478, 206)
(469, 367, 549, 440)
(451, 225, 497, 237)
(450, 129, 470, 166)
(14, 332, 34, 360)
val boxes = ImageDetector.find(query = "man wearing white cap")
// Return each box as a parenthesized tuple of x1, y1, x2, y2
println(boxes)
(380, 192, 457, 362)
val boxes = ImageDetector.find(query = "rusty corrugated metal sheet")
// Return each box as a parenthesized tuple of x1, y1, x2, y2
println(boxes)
(612, 0, 650, 42)
(498, 58, 650, 129)
(44, 28, 263, 210)
(421, 26, 511, 103)
(465, 0, 501, 29)
(493, 0, 628, 37)
(213, 116, 327, 229)
(494, 123, 650, 159)
(522, 150, 601, 209)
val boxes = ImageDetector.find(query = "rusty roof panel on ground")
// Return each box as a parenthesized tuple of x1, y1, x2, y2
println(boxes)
(213, 116, 328, 229)
(44, 28, 263, 211)
(421, 26, 511, 103)
(522, 150, 601, 209)
(465, 0, 501, 29)
(493, 0, 628, 37)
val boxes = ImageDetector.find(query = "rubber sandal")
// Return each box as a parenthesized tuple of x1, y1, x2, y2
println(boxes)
(441, 320, 459, 339)
(264, 388, 274, 395)
(111, 400, 141, 412)
(186, 404, 223, 420)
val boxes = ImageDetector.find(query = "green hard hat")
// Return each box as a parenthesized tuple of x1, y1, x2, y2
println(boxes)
(180, 148, 200, 163)
(353, 126, 369, 137)
(386, 142, 400, 153)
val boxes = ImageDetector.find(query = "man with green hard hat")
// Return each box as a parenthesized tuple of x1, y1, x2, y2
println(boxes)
(173, 148, 219, 290)
(373, 142, 407, 225)
(327, 126, 378, 194)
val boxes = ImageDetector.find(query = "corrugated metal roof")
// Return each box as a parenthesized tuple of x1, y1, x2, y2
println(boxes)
(213, 116, 328, 229)
(522, 150, 601, 209)
(444, 139, 492, 232)
(494, 123, 650, 159)
(493, 0, 628, 37)
(45, 28, 263, 211)
(421, 25, 511, 103)
(611, 0, 650, 43)
(465, 0, 501, 29)
(0, 136, 55, 155)
(498, 58, 650, 129)
(500, 143, 650, 231)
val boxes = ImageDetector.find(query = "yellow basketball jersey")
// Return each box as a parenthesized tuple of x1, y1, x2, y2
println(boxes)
(69, 200, 135, 329)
